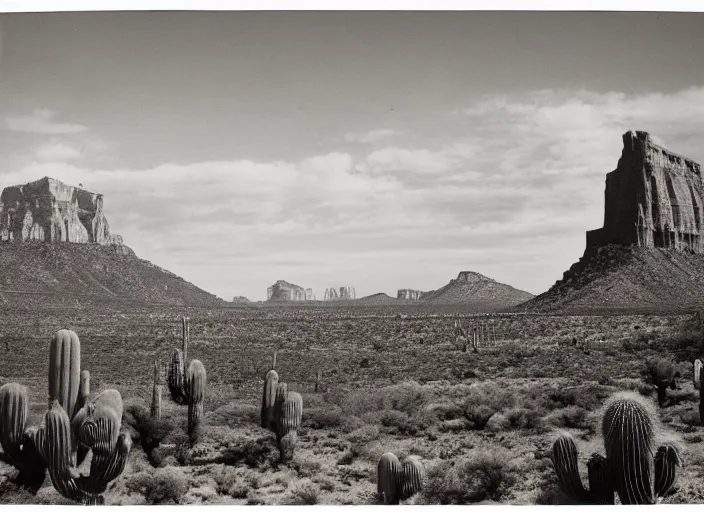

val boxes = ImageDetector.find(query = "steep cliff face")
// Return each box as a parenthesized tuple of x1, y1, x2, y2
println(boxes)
(525, 131, 704, 313)
(266, 280, 312, 301)
(397, 289, 425, 300)
(587, 131, 704, 253)
(0, 177, 132, 255)
(324, 286, 356, 300)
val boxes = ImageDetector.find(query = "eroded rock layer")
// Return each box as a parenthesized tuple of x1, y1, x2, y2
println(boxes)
(587, 131, 704, 253)
(397, 289, 425, 300)
(267, 280, 313, 301)
(0, 177, 130, 254)
(324, 286, 356, 300)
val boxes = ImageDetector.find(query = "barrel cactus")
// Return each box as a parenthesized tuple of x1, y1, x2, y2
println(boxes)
(0, 383, 47, 493)
(400, 455, 425, 501)
(377, 452, 403, 504)
(603, 392, 683, 504)
(551, 392, 683, 505)
(185, 359, 206, 446)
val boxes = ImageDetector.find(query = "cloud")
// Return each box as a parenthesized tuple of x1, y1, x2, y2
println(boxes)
(5, 109, 88, 134)
(35, 142, 82, 161)
(343, 128, 401, 144)
(4, 87, 704, 301)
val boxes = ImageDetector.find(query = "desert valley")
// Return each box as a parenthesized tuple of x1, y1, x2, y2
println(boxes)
(1, 129, 704, 505)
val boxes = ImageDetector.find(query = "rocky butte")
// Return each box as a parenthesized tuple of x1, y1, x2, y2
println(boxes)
(324, 286, 356, 300)
(397, 289, 426, 300)
(0, 176, 132, 255)
(524, 131, 704, 313)
(586, 130, 704, 253)
(267, 280, 314, 301)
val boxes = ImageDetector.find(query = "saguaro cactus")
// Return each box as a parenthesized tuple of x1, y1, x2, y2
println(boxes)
(151, 359, 162, 420)
(168, 348, 186, 404)
(44, 392, 131, 506)
(185, 359, 206, 446)
(0, 383, 47, 493)
(49, 329, 81, 418)
(181, 316, 190, 362)
(694, 359, 703, 390)
(261, 368, 279, 430)
(274, 388, 302, 462)
(551, 432, 613, 504)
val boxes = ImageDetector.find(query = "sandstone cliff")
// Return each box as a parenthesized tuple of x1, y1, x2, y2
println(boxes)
(587, 131, 704, 253)
(397, 289, 426, 300)
(267, 280, 314, 301)
(324, 286, 356, 300)
(525, 131, 704, 313)
(0, 177, 132, 255)
(420, 271, 534, 311)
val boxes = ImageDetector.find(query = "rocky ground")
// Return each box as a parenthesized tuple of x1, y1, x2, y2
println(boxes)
(1, 306, 704, 505)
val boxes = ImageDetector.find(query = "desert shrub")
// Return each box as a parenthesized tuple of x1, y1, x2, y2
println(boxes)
(504, 407, 544, 431)
(285, 479, 320, 505)
(217, 436, 276, 468)
(0, 480, 56, 504)
(303, 408, 343, 429)
(126, 468, 188, 505)
(420, 450, 517, 504)
(545, 405, 589, 429)
(337, 450, 355, 465)
(459, 381, 515, 430)
(346, 424, 381, 446)
(213, 468, 250, 499)
(378, 381, 428, 415)
(207, 401, 259, 428)
(175, 441, 192, 466)
(123, 403, 176, 466)
(377, 409, 427, 436)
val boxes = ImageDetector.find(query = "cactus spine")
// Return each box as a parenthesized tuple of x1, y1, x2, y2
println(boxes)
(0, 383, 47, 493)
(185, 359, 206, 446)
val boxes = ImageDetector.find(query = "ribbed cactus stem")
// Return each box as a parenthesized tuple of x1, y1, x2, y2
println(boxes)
(168, 348, 186, 403)
(377, 452, 402, 504)
(49, 329, 81, 419)
(185, 360, 206, 445)
(551, 432, 588, 503)
(586, 453, 614, 504)
(400, 456, 424, 501)
(261, 369, 279, 430)
(694, 359, 702, 390)
(181, 316, 189, 362)
(602, 393, 657, 504)
(272, 350, 277, 371)
(654, 443, 682, 500)
(275, 391, 302, 462)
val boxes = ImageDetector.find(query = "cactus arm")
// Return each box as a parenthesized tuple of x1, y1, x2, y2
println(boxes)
(167, 348, 186, 404)
(49, 330, 81, 419)
(551, 433, 588, 503)
(694, 359, 703, 390)
(261, 369, 279, 429)
(44, 400, 88, 503)
(586, 453, 614, 504)
(654, 444, 683, 500)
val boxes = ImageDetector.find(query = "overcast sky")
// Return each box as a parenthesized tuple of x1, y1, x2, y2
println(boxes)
(0, 11, 703, 301)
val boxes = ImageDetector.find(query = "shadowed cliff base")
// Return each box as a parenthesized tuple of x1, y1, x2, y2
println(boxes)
(520, 245, 704, 314)
(0, 242, 224, 307)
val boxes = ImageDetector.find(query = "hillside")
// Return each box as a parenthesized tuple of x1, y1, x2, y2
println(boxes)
(355, 293, 399, 305)
(0, 242, 224, 307)
(521, 245, 704, 314)
(420, 271, 534, 311)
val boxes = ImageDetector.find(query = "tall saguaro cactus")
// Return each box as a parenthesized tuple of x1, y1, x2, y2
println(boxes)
(185, 359, 206, 446)
(151, 359, 162, 420)
(49, 329, 81, 418)
(0, 383, 47, 493)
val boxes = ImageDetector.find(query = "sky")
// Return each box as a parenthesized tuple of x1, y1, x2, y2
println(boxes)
(0, 10, 703, 301)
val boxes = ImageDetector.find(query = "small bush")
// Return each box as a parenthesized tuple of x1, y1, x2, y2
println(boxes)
(504, 407, 544, 431)
(217, 436, 275, 468)
(545, 405, 589, 429)
(213, 468, 250, 499)
(286, 479, 320, 505)
(420, 451, 517, 504)
(126, 468, 188, 505)
(123, 403, 176, 466)
(303, 408, 343, 429)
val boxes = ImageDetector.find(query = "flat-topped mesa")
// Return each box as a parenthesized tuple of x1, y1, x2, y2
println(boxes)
(0, 177, 132, 255)
(586, 130, 704, 253)
(454, 271, 494, 283)
(266, 280, 313, 301)
(324, 286, 356, 300)
(397, 289, 426, 300)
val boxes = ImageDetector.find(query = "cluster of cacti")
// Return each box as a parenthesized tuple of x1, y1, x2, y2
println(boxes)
(551, 392, 683, 505)
(453, 318, 497, 352)
(166, 316, 207, 445)
(376, 452, 425, 504)
(260, 351, 303, 462)
(0, 329, 131, 505)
